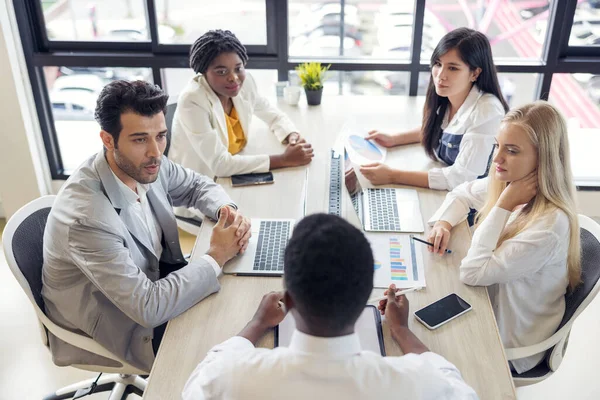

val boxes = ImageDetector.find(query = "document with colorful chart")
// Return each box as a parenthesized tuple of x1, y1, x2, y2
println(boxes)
(365, 233, 426, 289)
(345, 134, 387, 166)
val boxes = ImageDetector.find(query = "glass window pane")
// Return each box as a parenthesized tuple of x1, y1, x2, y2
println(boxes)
(348, 71, 410, 95)
(289, 70, 409, 96)
(163, 68, 277, 97)
(423, 1, 552, 62)
(289, 70, 345, 95)
(153, 0, 267, 44)
(44, 66, 153, 173)
(288, 1, 417, 60)
(549, 74, 600, 184)
(550, 74, 600, 129)
(496, 73, 539, 108)
(568, 1, 600, 46)
(41, 0, 150, 42)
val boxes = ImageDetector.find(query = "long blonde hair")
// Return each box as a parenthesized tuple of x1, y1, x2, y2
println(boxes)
(477, 101, 581, 290)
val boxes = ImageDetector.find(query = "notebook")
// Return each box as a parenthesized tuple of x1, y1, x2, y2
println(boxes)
(274, 305, 385, 355)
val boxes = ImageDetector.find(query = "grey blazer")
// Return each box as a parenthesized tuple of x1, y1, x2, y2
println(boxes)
(42, 152, 234, 372)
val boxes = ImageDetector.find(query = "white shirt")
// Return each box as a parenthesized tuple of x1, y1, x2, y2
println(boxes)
(429, 178, 570, 373)
(428, 85, 505, 191)
(182, 330, 478, 400)
(110, 170, 221, 277)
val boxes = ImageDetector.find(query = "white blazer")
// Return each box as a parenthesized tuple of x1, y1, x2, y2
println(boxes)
(168, 73, 297, 179)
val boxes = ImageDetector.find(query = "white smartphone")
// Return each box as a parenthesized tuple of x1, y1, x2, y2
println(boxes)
(414, 293, 472, 330)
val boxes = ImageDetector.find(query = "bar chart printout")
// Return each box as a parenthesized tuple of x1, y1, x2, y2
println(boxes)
(366, 233, 426, 289)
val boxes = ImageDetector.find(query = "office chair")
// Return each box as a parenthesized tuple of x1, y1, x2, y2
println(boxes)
(164, 101, 177, 158)
(2, 196, 148, 399)
(507, 214, 600, 387)
(164, 99, 204, 237)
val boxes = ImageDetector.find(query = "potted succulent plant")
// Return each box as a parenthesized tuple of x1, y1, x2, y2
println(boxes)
(295, 62, 330, 106)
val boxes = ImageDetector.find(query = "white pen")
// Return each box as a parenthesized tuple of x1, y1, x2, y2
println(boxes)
(278, 300, 286, 314)
(367, 287, 423, 304)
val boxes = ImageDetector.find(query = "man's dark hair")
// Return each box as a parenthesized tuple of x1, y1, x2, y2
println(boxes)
(284, 214, 374, 335)
(189, 29, 248, 74)
(94, 80, 168, 144)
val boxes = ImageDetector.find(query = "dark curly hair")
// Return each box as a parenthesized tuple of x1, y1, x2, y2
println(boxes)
(284, 214, 374, 335)
(189, 29, 248, 74)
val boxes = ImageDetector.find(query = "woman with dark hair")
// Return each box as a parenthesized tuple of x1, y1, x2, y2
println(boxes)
(169, 30, 313, 182)
(361, 28, 509, 191)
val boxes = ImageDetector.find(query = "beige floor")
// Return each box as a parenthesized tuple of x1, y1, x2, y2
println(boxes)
(1, 219, 600, 400)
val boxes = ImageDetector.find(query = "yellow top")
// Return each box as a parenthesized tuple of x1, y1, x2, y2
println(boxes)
(225, 106, 247, 155)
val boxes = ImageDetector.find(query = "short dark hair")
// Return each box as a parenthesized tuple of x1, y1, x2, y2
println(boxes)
(284, 214, 374, 334)
(94, 80, 168, 144)
(189, 29, 248, 74)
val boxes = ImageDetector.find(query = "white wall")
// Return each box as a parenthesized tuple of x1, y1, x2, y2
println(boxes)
(0, 0, 51, 218)
(576, 191, 600, 218)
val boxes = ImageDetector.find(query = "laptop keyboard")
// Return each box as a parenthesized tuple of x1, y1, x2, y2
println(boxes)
(366, 189, 401, 231)
(352, 193, 360, 216)
(328, 151, 342, 216)
(253, 221, 290, 272)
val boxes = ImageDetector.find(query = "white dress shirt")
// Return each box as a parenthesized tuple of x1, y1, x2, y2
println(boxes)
(110, 170, 221, 277)
(428, 85, 505, 191)
(182, 330, 478, 400)
(429, 178, 570, 373)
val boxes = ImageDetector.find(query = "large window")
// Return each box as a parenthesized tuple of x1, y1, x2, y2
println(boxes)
(13, 1, 600, 185)
(288, 1, 419, 61)
(40, 0, 150, 42)
(550, 74, 600, 128)
(43, 66, 153, 173)
(568, 0, 600, 46)
(153, 0, 268, 44)
(424, 0, 553, 62)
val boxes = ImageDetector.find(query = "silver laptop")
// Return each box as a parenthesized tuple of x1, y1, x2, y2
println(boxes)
(343, 149, 424, 233)
(223, 218, 295, 276)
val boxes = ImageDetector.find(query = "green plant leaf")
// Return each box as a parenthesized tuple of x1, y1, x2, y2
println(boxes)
(295, 62, 331, 90)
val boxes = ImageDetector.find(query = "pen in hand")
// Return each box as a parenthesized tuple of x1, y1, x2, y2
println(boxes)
(278, 300, 286, 314)
(367, 286, 423, 304)
(411, 235, 452, 254)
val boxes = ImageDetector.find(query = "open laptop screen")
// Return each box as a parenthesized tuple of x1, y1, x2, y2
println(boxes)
(343, 148, 365, 224)
(344, 148, 363, 197)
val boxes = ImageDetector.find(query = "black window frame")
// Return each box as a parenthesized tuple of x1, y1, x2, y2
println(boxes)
(13, 0, 600, 180)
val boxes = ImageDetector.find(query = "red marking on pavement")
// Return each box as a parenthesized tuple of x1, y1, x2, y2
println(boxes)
(494, 0, 600, 127)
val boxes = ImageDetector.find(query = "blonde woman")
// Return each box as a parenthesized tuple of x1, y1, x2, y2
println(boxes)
(427, 101, 581, 374)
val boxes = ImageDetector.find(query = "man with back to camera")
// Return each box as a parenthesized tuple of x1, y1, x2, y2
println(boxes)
(42, 80, 252, 372)
(183, 213, 478, 399)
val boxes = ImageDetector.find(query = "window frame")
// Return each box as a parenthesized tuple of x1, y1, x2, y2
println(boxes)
(13, 0, 600, 181)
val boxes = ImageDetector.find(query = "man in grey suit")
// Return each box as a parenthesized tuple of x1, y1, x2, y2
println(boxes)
(42, 80, 251, 373)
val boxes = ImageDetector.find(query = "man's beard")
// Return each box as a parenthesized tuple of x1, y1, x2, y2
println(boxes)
(114, 149, 161, 184)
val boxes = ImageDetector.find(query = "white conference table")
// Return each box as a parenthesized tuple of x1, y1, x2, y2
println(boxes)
(144, 96, 516, 400)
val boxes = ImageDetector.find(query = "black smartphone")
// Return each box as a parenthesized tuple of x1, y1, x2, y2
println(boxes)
(231, 172, 274, 187)
(414, 293, 472, 330)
